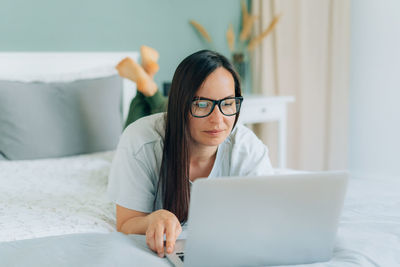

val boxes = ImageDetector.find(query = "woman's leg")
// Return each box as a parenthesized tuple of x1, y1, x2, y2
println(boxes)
(116, 46, 167, 127)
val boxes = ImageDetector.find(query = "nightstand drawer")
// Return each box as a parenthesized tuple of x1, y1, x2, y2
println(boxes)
(239, 101, 283, 124)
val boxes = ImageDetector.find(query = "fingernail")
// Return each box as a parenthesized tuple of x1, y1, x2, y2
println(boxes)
(159, 253, 164, 258)
(167, 246, 173, 253)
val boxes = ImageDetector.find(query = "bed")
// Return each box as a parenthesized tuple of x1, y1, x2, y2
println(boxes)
(0, 53, 399, 266)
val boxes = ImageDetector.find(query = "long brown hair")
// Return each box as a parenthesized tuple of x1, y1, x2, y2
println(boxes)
(155, 50, 242, 223)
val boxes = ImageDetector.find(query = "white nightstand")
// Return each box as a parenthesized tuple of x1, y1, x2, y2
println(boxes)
(238, 95, 295, 169)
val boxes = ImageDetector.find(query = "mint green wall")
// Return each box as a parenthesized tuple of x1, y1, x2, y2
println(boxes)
(0, 0, 241, 86)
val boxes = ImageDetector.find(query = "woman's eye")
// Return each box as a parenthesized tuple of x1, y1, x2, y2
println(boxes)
(196, 101, 209, 108)
(222, 100, 234, 106)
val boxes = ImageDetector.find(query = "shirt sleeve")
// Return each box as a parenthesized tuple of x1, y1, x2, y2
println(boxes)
(107, 145, 156, 213)
(230, 125, 274, 176)
(245, 144, 274, 176)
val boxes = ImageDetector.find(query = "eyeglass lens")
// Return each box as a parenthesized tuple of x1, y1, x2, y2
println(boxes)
(191, 98, 241, 117)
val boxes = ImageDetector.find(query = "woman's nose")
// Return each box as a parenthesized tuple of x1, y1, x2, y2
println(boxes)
(208, 105, 224, 122)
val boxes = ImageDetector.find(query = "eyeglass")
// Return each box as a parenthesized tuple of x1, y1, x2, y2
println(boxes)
(190, 96, 244, 118)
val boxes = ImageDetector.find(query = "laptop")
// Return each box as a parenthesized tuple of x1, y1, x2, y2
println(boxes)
(166, 171, 348, 267)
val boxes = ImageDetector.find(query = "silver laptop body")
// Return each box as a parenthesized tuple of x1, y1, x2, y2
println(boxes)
(166, 171, 348, 267)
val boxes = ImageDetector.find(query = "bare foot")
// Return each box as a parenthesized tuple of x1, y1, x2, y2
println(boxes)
(141, 45, 159, 77)
(115, 57, 158, 97)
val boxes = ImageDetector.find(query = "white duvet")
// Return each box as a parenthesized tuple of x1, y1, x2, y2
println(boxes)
(1, 152, 400, 266)
(0, 151, 116, 242)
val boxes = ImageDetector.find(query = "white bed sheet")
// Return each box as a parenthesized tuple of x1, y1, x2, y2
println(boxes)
(0, 154, 304, 243)
(1, 152, 400, 266)
(329, 177, 400, 266)
(0, 151, 117, 242)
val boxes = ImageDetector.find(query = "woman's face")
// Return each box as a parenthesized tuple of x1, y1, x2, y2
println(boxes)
(188, 67, 236, 149)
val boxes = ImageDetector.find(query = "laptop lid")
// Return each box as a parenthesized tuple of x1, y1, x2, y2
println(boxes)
(183, 171, 348, 267)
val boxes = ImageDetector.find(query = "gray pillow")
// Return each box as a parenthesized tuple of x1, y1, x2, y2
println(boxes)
(0, 75, 123, 160)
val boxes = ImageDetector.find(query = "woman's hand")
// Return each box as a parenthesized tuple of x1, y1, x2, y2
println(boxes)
(146, 209, 182, 258)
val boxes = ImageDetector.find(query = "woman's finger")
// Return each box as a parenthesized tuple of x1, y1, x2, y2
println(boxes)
(154, 224, 165, 257)
(146, 227, 156, 252)
(165, 223, 176, 254)
(175, 223, 182, 240)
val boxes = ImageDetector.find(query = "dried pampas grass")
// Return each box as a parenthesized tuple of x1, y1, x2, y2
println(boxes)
(226, 24, 235, 52)
(240, 15, 257, 41)
(241, 0, 249, 30)
(239, 0, 257, 42)
(189, 20, 212, 43)
(189, 1, 281, 54)
(247, 14, 282, 51)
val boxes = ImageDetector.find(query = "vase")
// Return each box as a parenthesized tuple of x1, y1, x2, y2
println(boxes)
(232, 52, 252, 95)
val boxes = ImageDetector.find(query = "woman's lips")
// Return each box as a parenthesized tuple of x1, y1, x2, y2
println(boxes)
(204, 130, 224, 136)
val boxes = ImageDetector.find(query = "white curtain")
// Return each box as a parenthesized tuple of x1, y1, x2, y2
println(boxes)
(251, 0, 350, 171)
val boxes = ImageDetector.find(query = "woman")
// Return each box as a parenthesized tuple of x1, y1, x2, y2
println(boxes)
(107, 50, 273, 258)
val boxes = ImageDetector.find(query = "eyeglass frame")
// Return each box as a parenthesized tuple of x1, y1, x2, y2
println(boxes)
(190, 96, 244, 118)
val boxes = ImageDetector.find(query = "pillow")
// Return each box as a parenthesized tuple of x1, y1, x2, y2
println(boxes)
(0, 75, 123, 160)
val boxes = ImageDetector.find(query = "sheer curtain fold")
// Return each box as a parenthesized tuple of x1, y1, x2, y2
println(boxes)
(251, 0, 350, 170)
